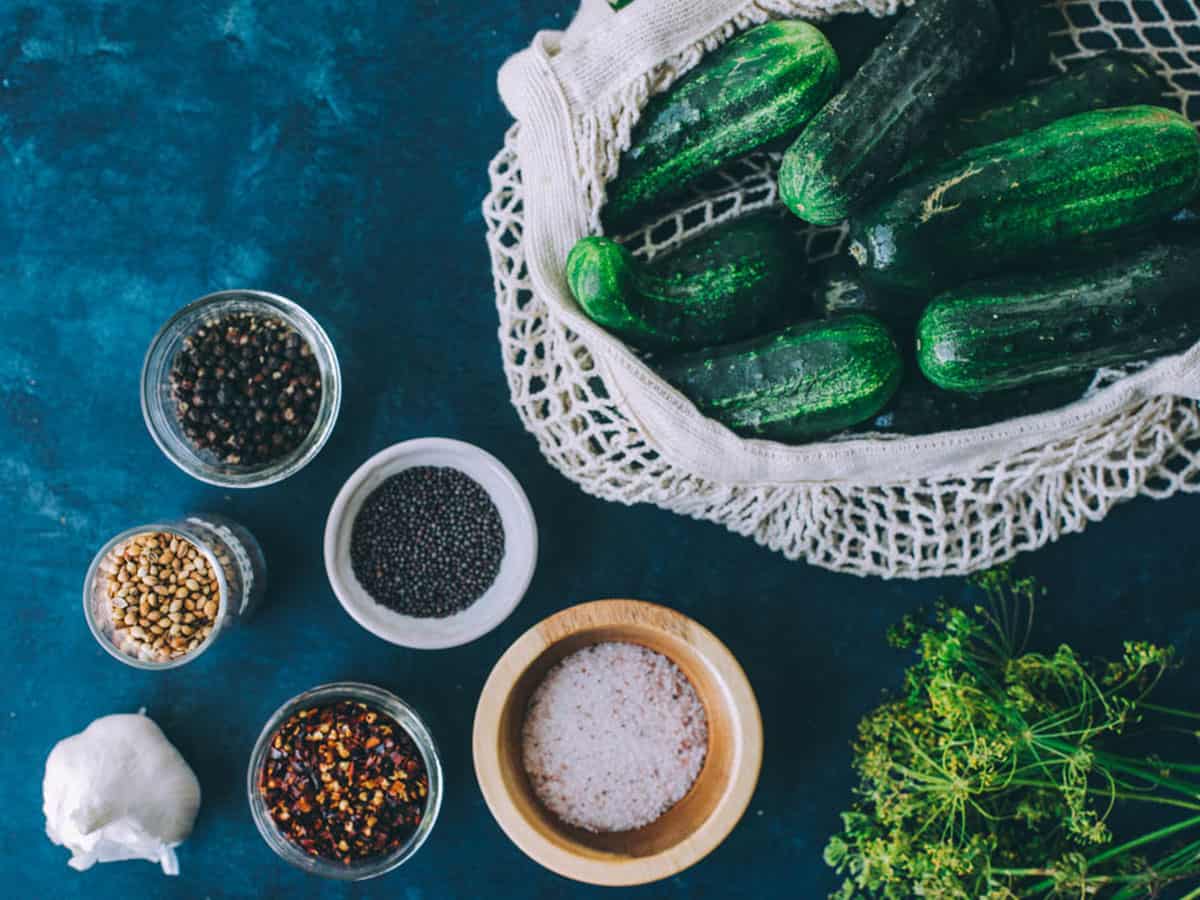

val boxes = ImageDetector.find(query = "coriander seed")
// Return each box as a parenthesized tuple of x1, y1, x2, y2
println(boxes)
(99, 531, 221, 662)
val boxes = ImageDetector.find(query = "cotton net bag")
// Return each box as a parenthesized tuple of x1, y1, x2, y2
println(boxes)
(484, 0, 1200, 579)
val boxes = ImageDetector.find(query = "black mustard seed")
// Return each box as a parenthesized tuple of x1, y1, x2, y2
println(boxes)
(350, 466, 505, 618)
(169, 312, 322, 466)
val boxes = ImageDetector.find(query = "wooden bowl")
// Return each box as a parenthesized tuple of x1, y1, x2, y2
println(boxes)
(472, 599, 762, 886)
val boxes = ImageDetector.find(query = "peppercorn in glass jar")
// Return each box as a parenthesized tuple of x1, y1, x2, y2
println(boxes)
(83, 514, 267, 670)
(141, 289, 341, 488)
(247, 682, 443, 880)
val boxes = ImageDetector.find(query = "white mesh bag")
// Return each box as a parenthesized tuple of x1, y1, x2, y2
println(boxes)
(484, 0, 1200, 578)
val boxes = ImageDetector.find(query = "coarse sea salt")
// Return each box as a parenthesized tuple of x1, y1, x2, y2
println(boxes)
(520, 641, 708, 833)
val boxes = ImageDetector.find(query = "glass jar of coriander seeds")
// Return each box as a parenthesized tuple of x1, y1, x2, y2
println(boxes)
(83, 513, 266, 670)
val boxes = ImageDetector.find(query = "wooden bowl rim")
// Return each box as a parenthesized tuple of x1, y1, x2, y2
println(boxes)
(472, 598, 763, 886)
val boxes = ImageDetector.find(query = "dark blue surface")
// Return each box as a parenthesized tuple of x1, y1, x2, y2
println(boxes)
(4, 3, 1200, 898)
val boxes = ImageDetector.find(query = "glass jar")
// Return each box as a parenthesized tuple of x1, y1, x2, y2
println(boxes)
(83, 513, 266, 670)
(247, 682, 443, 880)
(141, 289, 341, 488)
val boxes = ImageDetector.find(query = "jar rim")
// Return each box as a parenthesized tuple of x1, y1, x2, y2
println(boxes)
(140, 289, 341, 489)
(246, 681, 444, 880)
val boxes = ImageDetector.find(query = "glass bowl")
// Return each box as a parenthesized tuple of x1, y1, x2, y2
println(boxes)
(247, 682, 443, 881)
(83, 514, 266, 670)
(141, 289, 341, 488)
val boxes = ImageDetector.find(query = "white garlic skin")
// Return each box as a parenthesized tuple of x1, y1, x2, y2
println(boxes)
(43, 712, 201, 875)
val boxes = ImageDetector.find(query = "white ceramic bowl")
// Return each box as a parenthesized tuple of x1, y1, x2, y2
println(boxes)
(324, 438, 537, 649)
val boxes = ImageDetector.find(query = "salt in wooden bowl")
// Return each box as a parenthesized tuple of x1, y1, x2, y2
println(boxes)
(472, 598, 762, 886)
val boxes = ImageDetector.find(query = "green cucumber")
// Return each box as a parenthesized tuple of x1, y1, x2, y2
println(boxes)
(917, 234, 1200, 393)
(812, 260, 924, 329)
(855, 372, 1092, 435)
(849, 105, 1200, 296)
(778, 0, 1005, 226)
(603, 20, 839, 233)
(901, 54, 1169, 178)
(655, 314, 903, 440)
(566, 216, 802, 351)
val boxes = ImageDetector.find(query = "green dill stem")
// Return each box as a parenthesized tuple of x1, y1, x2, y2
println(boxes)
(1020, 813, 1200, 897)
(1038, 737, 1200, 798)
(1111, 850, 1200, 900)
(1008, 871, 1189, 891)
(1113, 871, 1200, 900)
(1092, 750, 1200, 797)
(991, 868, 1054, 876)
(1004, 779, 1200, 813)
(1147, 835, 1200, 871)
(1106, 792, 1200, 813)
(1123, 756, 1200, 776)
(1141, 702, 1200, 722)
(1109, 841, 1200, 898)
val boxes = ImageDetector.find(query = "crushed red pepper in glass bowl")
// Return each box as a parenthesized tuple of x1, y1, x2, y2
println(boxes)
(261, 700, 429, 862)
(248, 683, 442, 880)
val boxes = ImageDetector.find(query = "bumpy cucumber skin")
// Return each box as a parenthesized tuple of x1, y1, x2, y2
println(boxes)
(849, 106, 1200, 296)
(778, 0, 1003, 226)
(565, 217, 801, 351)
(901, 54, 1169, 178)
(656, 314, 903, 440)
(917, 234, 1200, 392)
(603, 20, 839, 232)
(566, 238, 641, 334)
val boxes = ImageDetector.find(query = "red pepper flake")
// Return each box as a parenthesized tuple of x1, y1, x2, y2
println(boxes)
(259, 699, 429, 864)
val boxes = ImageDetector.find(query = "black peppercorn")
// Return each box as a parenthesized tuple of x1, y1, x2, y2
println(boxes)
(170, 312, 323, 467)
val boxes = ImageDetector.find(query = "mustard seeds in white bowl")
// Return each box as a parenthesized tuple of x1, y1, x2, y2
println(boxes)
(520, 641, 708, 833)
(325, 438, 537, 650)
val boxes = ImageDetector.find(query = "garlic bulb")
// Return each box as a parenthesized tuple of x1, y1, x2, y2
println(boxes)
(43, 712, 201, 875)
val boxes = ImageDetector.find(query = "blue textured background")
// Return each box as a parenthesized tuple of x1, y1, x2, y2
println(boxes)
(4, 2, 1200, 898)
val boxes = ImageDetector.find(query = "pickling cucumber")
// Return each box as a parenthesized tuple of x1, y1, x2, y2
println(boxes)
(901, 54, 1169, 178)
(655, 314, 903, 440)
(917, 234, 1200, 392)
(603, 20, 839, 232)
(778, 0, 1005, 226)
(849, 105, 1200, 295)
(566, 216, 802, 351)
(855, 371, 1092, 435)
